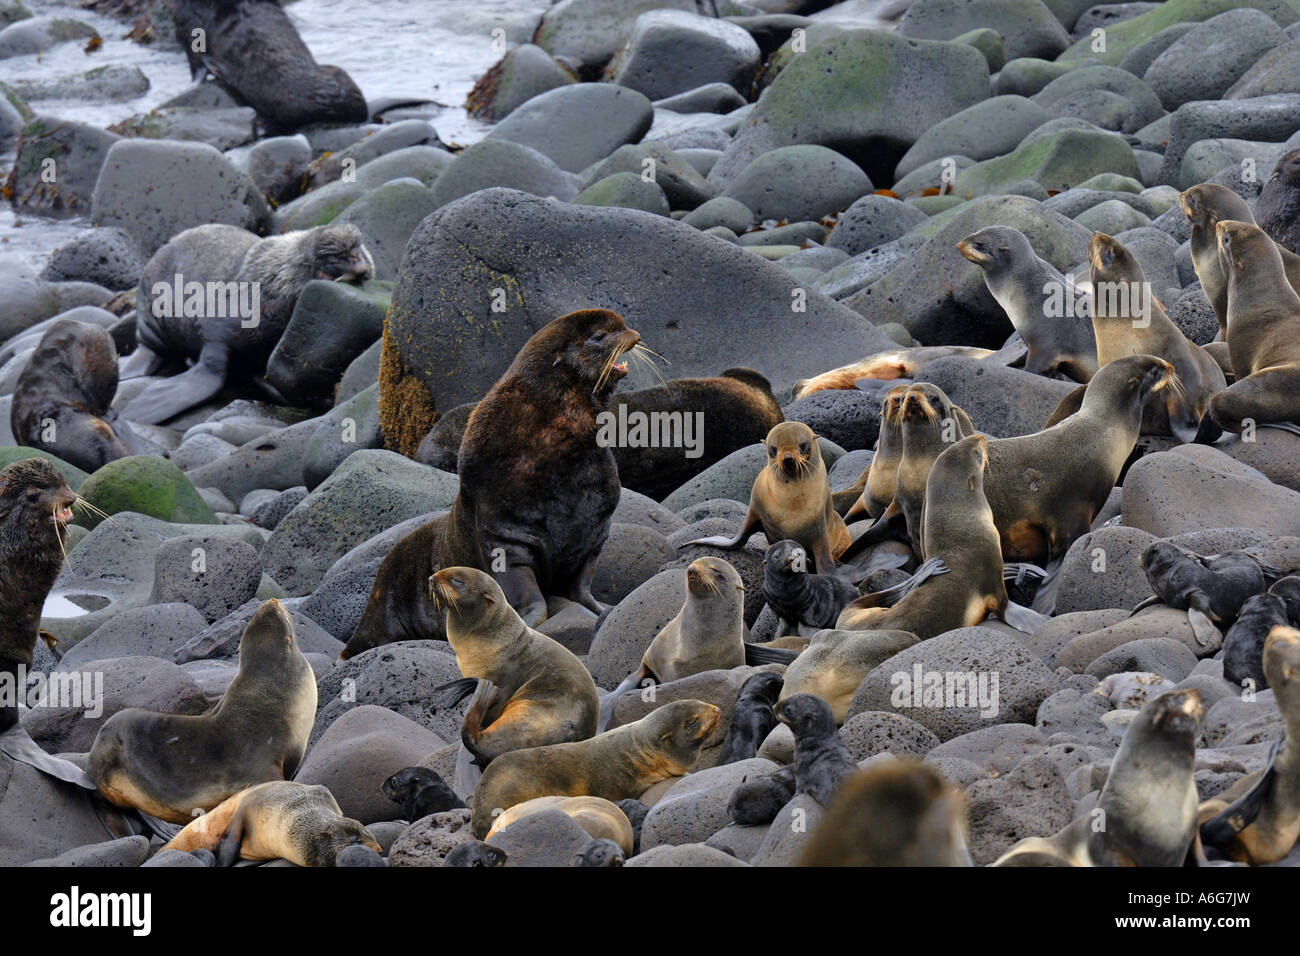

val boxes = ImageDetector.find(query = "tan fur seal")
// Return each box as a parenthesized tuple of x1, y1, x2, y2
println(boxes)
(680, 421, 849, 571)
(779, 628, 920, 724)
(1180, 183, 1300, 338)
(792, 346, 995, 398)
(163, 781, 380, 867)
(993, 688, 1203, 866)
(797, 760, 972, 866)
(1199, 625, 1300, 864)
(87, 599, 316, 823)
(1205, 220, 1300, 435)
(485, 795, 634, 854)
(470, 699, 722, 837)
(838, 384, 907, 521)
(427, 567, 598, 767)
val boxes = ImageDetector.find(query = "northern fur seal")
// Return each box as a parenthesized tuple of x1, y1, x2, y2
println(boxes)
(716, 671, 783, 766)
(427, 567, 598, 766)
(443, 842, 508, 867)
(163, 781, 381, 867)
(1130, 542, 1275, 648)
(1255, 149, 1300, 254)
(571, 838, 625, 867)
(167, 0, 368, 133)
(1223, 577, 1300, 691)
(1200, 626, 1300, 864)
(486, 795, 634, 854)
(797, 760, 972, 867)
(993, 688, 1204, 866)
(470, 699, 721, 837)
(680, 421, 850, 572)
(837, 384, 907, 520)
(957, 225, 1097, 382)
(1206, 220, 1300, 435)
(341, 309, 643, 659)
(124, 223, 374, 424)
(88, 599, 316, 823)
(0, 458, 95, 787)
(1180, 184, 1300, 337)
(381, 767, 467, 822)
(779, 628, 920, 725)
(791, 346, 996, 398)
(762, 540, 861, 637)
(11, 320, 131, 473)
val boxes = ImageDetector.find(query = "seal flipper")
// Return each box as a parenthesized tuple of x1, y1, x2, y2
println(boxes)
(215, 806, 247, 868)
(431, 676, 479, 708)
(744, 643, 800, 666)
(1000, 601, 1049, 635)
(121, 341, 230, 425)
(453, 744, 483, 796)
(1002, 563, 1048, 586)
(981, 332, 1029, 368)
(1028, 557, 1064, 614)
(598, 664, 651, 732)
(1201, 737, 1283, 849)
(1187, 606, 1223, 648)
(680, 506, 761, 552)
(1129, 594, 1163, 617)
(1259, 421, 1300, 437)
(837, 502, 906, 563)
(836, 547, 910, 584)
(0, 724, 95, 789)
(854, 377, 912, 393)
(886, 556, 949, 603)
(496, 564, 546, 627)
(118, 343, 165, 380)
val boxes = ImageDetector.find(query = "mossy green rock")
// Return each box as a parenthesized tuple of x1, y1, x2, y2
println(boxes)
(574, 172, 670, 215)
(77, 456, 218, 529)
(954, 128, 1139, 198)
(953, 27, 1006, 71)
(0, 447, 88, 490)
(900, 0, 1071, 60)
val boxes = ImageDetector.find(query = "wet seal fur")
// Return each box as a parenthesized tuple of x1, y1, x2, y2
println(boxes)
(163, 780, 380, 867)
(341, 309, 642, 658)
(470, 698, 721, 838)
(87, 599, 316, 823)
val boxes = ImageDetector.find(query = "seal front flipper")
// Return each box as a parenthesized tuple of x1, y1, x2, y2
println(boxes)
(980, 332, 1029, 368)
(495, 564, 547, 628)
(598, 665, 651, 732)
(1200, 738, 1282, 849)
(0, 724, 95, 788)
(121, 342, 230, 425)
(1187, 606, 1223, 648)
(431, 676, 479, 708)
(1000, 601, 1049, 635)
(1028, 557, 1064, 614)
(836, 503, 905, 563)
(743, 643, 800, 666)
(680, 506, 761, 552)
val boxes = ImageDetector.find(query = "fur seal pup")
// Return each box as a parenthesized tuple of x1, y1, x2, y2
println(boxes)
(341, 309, 643, 659)
(1180, 184, 1300, 338)
(797, 760, 972, 867)
(1085, 232, 1227, 442)
(427, 567, 598, 768)
(0, 458, 95, 788)
(680, 421, 850, 572)
(1255, 149, 1300, 254)
(762, 540, 861, 637)
(1200, 626, 1300, 864)
(381, 767, 467, 821)
(337, 845, 386, 867)
(994, 688, 1204, 867)
(780, 628, 920, 725)
(957, 226, 1097, 382)
(1205, 220, 1300, 435)
(1223, 577, 1300, 691)
(443, 842, 508, 867)
(88, 599, 316, 823)
(167, 0, 368, 133)
(486, 795, 634, 854)
(791, 346, 995, 398)
(1130, 542, 1275, 647)
(124, 223, 374, 424)
(11, 319, 131, 473)
(716, 671, 784, 766)
(571, 838, 625, 867)
(163, 781, 380, 867)
(838, 384, 907, 520)
(470, 699, 721, 837)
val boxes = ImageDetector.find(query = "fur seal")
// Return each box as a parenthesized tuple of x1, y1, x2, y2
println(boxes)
(124, 223, 374, 424)
(11, 319, 131, 473)
(1200, 626, 1300, 864)
(728, 765, 796, 825)
(1223, 577, 1300, 691)
(837, 384, 907, 520)
(571, 838, 625, 867)
(337, 844, 386, 867)
(779, 628, 920, 724)
(0, 458, 95, 788)
(762, 540, 861, 637)
(1180, 184, 1300, 338)
(957, 225, 1097, 382)
(341, 309, 643, 659)
(791, 346, 996, 398)
(486, 795, 634, 854)
(167, 0, 368, 133)
(1255, 148, 1300, 254)
(680, 421, 850, 572)
(443, 842, 508, 867)
(1130, 542, 1275, 647)
(88, 599, 316, 823)
(716, 671, 783, 766)
(163, 781, 380, 867)
(470, 699, 721, 837)
(427, 567, 598, 769)
(381, 766, 467, 821)
(1205, 220, 1300, 435)
(797, 760, 972, 867)
(994, 688, 1203, 866)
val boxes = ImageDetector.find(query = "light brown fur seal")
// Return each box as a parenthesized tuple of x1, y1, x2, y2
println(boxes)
(838, 384, 907, 521)
(792, 346, 995, 397)
(485, 795, 634, 854)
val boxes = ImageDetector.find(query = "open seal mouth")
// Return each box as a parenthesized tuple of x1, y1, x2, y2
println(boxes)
(51, 505, 73, 524)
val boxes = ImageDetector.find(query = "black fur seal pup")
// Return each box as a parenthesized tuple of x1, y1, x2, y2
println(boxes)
(762, 539, 861, 637)
(1223, 577, 1300, 691)
(715, 671, 783, 766)
(167, 0, 368, 133)
(381, 766, 467, 822)
(1255, 148, 1300, 254)
(443, 842, 508, 867)
(123, 222, 374, 425)
(341, 309, 643, 659)
(0, 459, 95, 788)
(11, 319, 131, 473)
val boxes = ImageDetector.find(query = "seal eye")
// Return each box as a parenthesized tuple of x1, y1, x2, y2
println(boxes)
(767, 446, 776, 458)
(799, 442, 809, 455)
(25, 490, 40, 503)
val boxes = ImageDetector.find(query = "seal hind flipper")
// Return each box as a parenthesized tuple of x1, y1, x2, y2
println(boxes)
(1028, 557, 1064, 614)
(837, 503, 906, 563)
(431, 676, 479, 708)
(1001, 601, 1049, 635)
(1259, 421, 1300, 437)
(215, 806, 248, 868)
(1002, 562, 1048, 586)
(744, 643, 800, 666)
(0, 724, 95, 789)
(980, 333, 1029, 368)
(121, 342, 230, 425)
(1200, 738, 1283, 849)
(1129, 594, 1164, 617)
(1187, 606, 1223, 648)
(853, 377, 912, 392)
(598, 665, 651, 732)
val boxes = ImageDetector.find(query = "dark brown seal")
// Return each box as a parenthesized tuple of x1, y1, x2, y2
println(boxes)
(1255, 148, 1300, 254)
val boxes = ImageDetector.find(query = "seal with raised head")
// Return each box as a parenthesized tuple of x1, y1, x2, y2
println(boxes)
(443, 842, 508, 867)
(957, 225, 1097, 382)
(163, 781, 381, 867)
(470, 698, 721, 838)
(124, 223, 374, 424)
(779, 628, 920, 724)
(381, 766, 467, 822)
(486, 795, 634, 854)
(340, 309, 643, 659)
(167, 0, 368, 133)
(87, 599, 316, 823)
(762, 540, 862, 637)
(1255, 148, 1300, 254)
(427, 567, 599, 767)
(994, 688, 1203, 866)
(1223, 577, 1300, 691)
(1204, 220, 1300, 435)
(797, 760, 972, 867)
(11, 319, 131, 473)
(679, 421, 850, 572)
(0, 458, 95, 787)
(716, 671, 783, 766)
(1200, 625, 1300, 864)
(837, 384, 908, 520)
